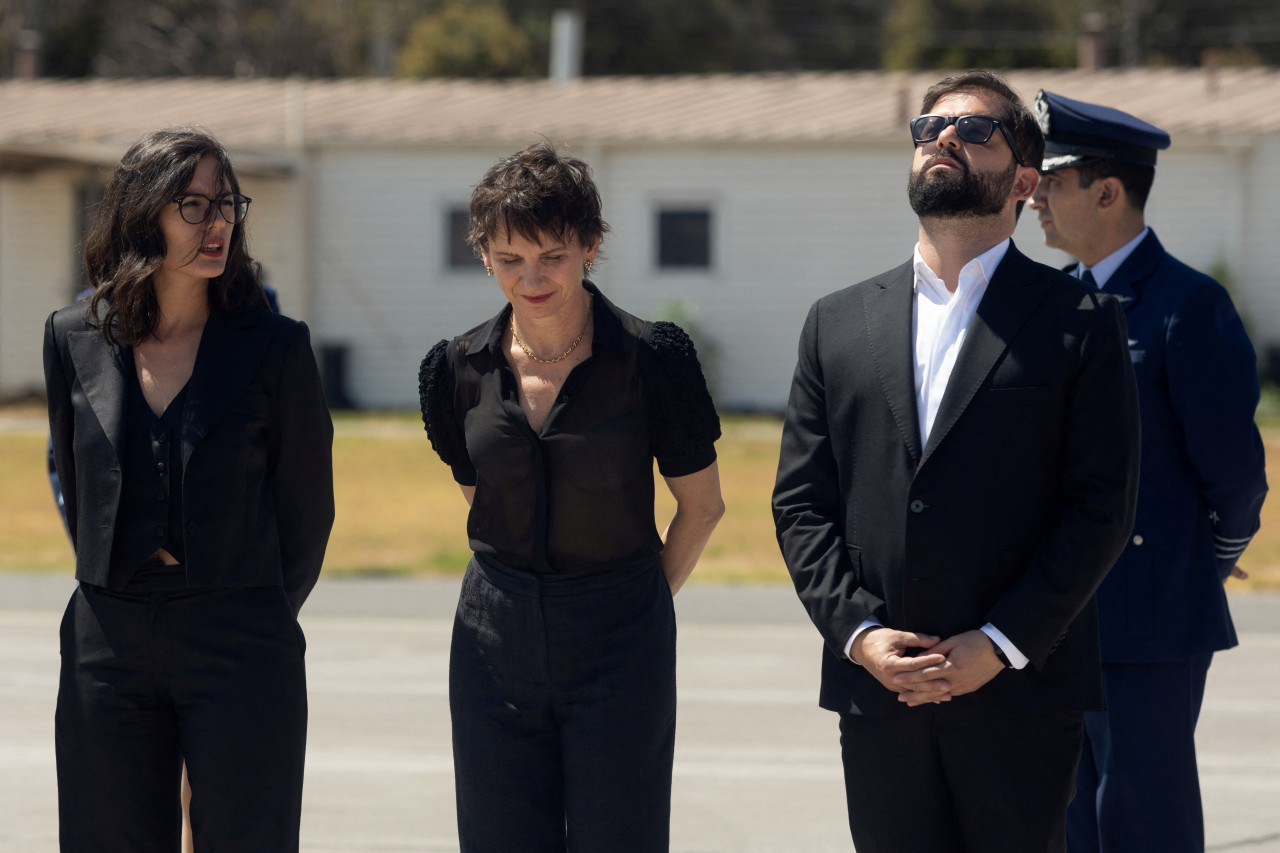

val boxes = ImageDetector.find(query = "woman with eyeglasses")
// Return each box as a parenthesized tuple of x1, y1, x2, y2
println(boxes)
(44, 127, 333, 851)
(419, 142, 725, 852)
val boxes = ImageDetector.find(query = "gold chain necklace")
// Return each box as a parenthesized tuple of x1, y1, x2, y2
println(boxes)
(510, 298, 593, 364)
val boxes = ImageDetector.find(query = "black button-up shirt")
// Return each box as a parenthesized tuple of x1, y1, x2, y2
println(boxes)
(109, 355, 188, 580)
(420, 284, 719, 575)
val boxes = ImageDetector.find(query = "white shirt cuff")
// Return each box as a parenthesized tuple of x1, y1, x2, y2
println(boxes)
(843, 617, 884, 664)
(981, 623, 1030, 670)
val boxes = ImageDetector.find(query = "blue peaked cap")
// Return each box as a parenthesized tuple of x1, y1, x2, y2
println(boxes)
(1035, 89, 1171, 172)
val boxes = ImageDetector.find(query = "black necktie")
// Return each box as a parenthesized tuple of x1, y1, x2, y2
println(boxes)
(1081, 268, 1098, 288)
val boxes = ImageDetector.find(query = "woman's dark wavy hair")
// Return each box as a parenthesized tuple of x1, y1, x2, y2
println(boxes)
(84, 127, 265, 344)
(467, 142, 610, 253)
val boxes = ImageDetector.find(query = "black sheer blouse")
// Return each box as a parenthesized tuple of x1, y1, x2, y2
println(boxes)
(419, 284, 720, 575)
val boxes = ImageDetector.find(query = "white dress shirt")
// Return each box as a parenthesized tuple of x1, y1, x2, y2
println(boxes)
(844, 239, 1029, 670)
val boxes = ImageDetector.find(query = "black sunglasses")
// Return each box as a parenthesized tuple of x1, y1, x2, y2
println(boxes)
(172, 193, 252, 225)
(909, 114, 1027, 167)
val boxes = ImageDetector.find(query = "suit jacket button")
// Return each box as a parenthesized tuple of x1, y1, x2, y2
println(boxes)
(1132, 534, 1144, 546)
(910, 499, 926, 513)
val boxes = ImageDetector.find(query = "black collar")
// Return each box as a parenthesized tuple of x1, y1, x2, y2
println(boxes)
(463, 281, 628, 361)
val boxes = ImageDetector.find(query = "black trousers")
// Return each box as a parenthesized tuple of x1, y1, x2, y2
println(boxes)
(839, 707, 1085, 853)
(56, 583, 308, 853)
(450, 554, 677, 853)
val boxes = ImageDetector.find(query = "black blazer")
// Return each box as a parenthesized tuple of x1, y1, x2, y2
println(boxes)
(44, 303, 334, 615)
(773, 244, 1141, 718)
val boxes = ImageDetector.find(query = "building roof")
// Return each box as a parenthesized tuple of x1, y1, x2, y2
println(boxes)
(1, 69, 1278, 169)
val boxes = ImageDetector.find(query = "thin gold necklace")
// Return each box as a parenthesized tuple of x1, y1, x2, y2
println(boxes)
(510, 298, 593, 364)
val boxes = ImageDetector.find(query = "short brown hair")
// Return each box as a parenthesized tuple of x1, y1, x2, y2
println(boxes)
(467, 142, 609, 252)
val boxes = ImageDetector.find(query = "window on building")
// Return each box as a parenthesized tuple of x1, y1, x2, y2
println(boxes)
(447, 207, 484, 270)
(657, 209, 712, 269)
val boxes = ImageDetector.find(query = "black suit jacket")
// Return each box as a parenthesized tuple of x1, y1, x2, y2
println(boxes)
(772, 243, 1140, 717)
(44, 303, 334, 615)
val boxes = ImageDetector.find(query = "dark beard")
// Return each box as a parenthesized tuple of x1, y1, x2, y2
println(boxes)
(908, 155, 1017, 218)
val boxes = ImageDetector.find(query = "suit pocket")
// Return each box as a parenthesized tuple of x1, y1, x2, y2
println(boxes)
(844, 542, 866, 587)
(839, 540, 870, 594)
(982, 383, 1051, 393)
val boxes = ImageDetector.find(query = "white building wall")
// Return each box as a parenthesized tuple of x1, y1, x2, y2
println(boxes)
(239, 174, 310, 322)
(1013, 147, 1244, 273)
(1013, 138, 1277, 365)
(601, 144, 919, 411)
(0, 170, 77, 398)
(292, 134, 1280, 412)
(308, 147, 516, 408)
(1236, 136, 1280, 360)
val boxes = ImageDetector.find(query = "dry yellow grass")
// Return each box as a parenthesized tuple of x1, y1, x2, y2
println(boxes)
(0, 429, 78, 571)
(4, 406, 1279, 590)
(325, 412, 788, 581)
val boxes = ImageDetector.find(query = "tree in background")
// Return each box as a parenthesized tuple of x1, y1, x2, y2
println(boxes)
(1115, 0, 1279, 66)
(2, 0, 1278, 78)
(881, 0, 1078, 70)
(396, 1, 533, 78)
(513, 0, 787, 75)
(36, 0, 107, 76)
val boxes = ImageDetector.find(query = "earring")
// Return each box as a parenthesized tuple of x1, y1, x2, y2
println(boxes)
(485, 265, 493, 276)
(584, 259, 594, 273)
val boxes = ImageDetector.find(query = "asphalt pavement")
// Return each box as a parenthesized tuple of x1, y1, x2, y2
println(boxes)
(1, 573, 1277, 852)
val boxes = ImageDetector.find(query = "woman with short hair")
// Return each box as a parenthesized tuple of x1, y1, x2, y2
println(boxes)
(420, 142, 724, 852)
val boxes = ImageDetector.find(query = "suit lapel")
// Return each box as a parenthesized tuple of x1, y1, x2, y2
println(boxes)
(67, 330, 128, 460)
(180, 309, 271, 469)
(863, 262, 923, 465)
(1100, 230, 1163, 311)
(920, 244, 1051, 466)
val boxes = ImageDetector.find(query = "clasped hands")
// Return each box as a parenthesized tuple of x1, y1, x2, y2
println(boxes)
(850, 627, 1005, 707)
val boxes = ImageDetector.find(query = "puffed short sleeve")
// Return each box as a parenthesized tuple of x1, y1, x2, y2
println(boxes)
(643, 321, 721, 478)
(418, 339, 476, 484)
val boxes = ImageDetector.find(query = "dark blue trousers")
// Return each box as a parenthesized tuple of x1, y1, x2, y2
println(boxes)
(1067, 655, 1213, 853)
(450, 555, 676, 853)
(55, 583, 308, 853)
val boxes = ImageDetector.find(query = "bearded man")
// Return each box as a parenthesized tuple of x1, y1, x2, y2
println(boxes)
(772, 70, 1142, 852)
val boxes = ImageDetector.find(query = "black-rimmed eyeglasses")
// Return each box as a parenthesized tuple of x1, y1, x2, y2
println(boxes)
(172, 193, 252, 225)
(909, 114, 1027, 166)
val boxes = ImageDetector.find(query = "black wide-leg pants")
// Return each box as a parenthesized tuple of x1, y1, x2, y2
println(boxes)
(55, 583, 309, 853)
(450, 555, 677, 853)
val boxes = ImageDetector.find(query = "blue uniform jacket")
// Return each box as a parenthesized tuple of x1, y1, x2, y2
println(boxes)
(1074, 230, 1267, 663)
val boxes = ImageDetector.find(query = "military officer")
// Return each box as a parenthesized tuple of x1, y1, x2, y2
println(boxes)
(1030, 89, 1268, 853)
